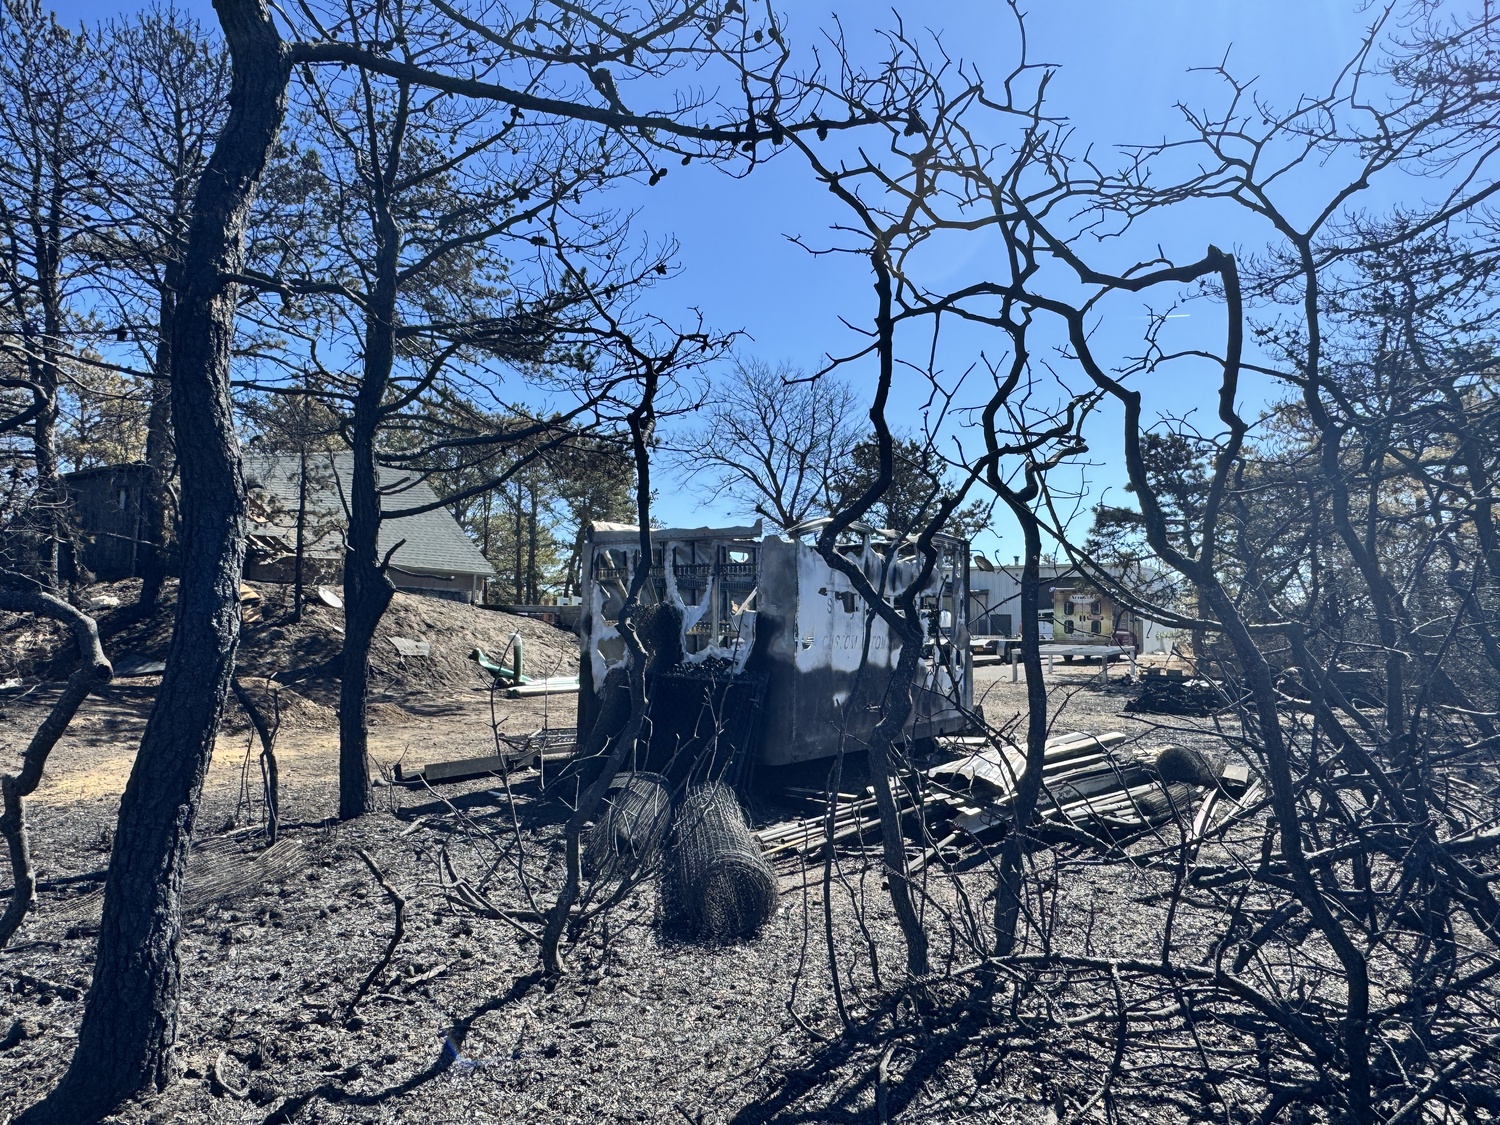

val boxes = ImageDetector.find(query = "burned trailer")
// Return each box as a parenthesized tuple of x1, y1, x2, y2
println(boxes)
(577, 519, 972, 772)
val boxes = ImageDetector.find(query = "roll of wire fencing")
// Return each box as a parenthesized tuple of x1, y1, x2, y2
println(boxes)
(582, 771, 672, 884)
(666, 782, 777, 942)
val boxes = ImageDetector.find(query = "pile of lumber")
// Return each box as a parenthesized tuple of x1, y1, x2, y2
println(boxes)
(756, 732, 1258, 877)
(757, 789, 908, 859)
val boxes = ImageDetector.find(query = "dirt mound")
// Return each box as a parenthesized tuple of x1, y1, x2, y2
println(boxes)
(1, 579, 578, 708)
(368, 592, 577, 693)
(219, 677, 338, 732)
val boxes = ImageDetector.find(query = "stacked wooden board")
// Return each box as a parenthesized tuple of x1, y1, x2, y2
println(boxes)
(393, 726, 579, 785)
(755, 732, 1257, 875)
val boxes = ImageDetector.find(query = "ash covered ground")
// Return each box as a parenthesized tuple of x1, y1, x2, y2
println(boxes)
(1, 647, 1246, 1124)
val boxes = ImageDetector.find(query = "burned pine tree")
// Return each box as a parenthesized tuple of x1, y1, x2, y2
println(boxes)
(0, 2, 113, 590)
(14, 0, 286, 1118)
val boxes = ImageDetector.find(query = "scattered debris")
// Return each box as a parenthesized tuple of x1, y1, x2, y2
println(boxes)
(0, 1017, 41, 1050)
(394, 749, 536, 786)
(388, 636, 431, 658)
(239, 583, 263, 625)
(668, 783, 777, 941)
(53, 838, 309, 932)
(394, 727, 578, 785)
(1126, 670, 1225, 716)
(211, 1049, 250, 1100)
(759, 789, 892, 859)
(6, 971, 82, 1002)
(1153, 745, 1219, 788)
(1218, 762, 1252, 797)
(757, 731, 1256, 873)
(181, 837, 309, 917)
(502, 676, 580, 699)
(316, 586, 343, 609)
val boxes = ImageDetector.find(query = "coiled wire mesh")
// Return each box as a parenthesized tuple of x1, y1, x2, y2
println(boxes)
(666, 782, 776, 941)
(582, 771, 672, 883)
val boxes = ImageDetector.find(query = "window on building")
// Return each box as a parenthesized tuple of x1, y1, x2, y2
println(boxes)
(1091, 619, 1102, 634)
(117, 488, 128, 511)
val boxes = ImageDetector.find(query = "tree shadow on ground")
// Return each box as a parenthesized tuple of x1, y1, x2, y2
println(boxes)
(260, 969, 546, 1124)
(729, 978, 1008, 1125)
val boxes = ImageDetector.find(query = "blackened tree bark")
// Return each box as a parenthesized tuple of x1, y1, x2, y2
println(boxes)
(514, 480, 525, 601)
(292, 447, 307, 621)
(138, 276, 176, 608)
(526, 483, 539, 603)
(337, 191, 401, 822)
(15, 0, 290, 1118)
(990, 495, 1047, 954)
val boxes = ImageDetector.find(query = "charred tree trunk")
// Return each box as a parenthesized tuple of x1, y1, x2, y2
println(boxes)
(138, 278, 177, 610)
(526, 485, 539, 603)
(337, 188, 400, 822)
(338, 516, 391, 819)
(292, 448, 307, 623)
(481, 486, 493, 558)
(859, 629, 930, 977)
(30, 378, 62, 590)
(15, 1, 289, 1119)
(992, 501, 1047, 955)
(23, 167, 68, 591)
(513, 481, 524, 602)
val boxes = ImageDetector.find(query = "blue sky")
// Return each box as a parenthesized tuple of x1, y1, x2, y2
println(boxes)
(51, 0, 1407, 558)
(612, 0, 1390, 556)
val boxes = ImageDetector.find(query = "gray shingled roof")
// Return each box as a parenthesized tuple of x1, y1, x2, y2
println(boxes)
(242, 452, 494, 578)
